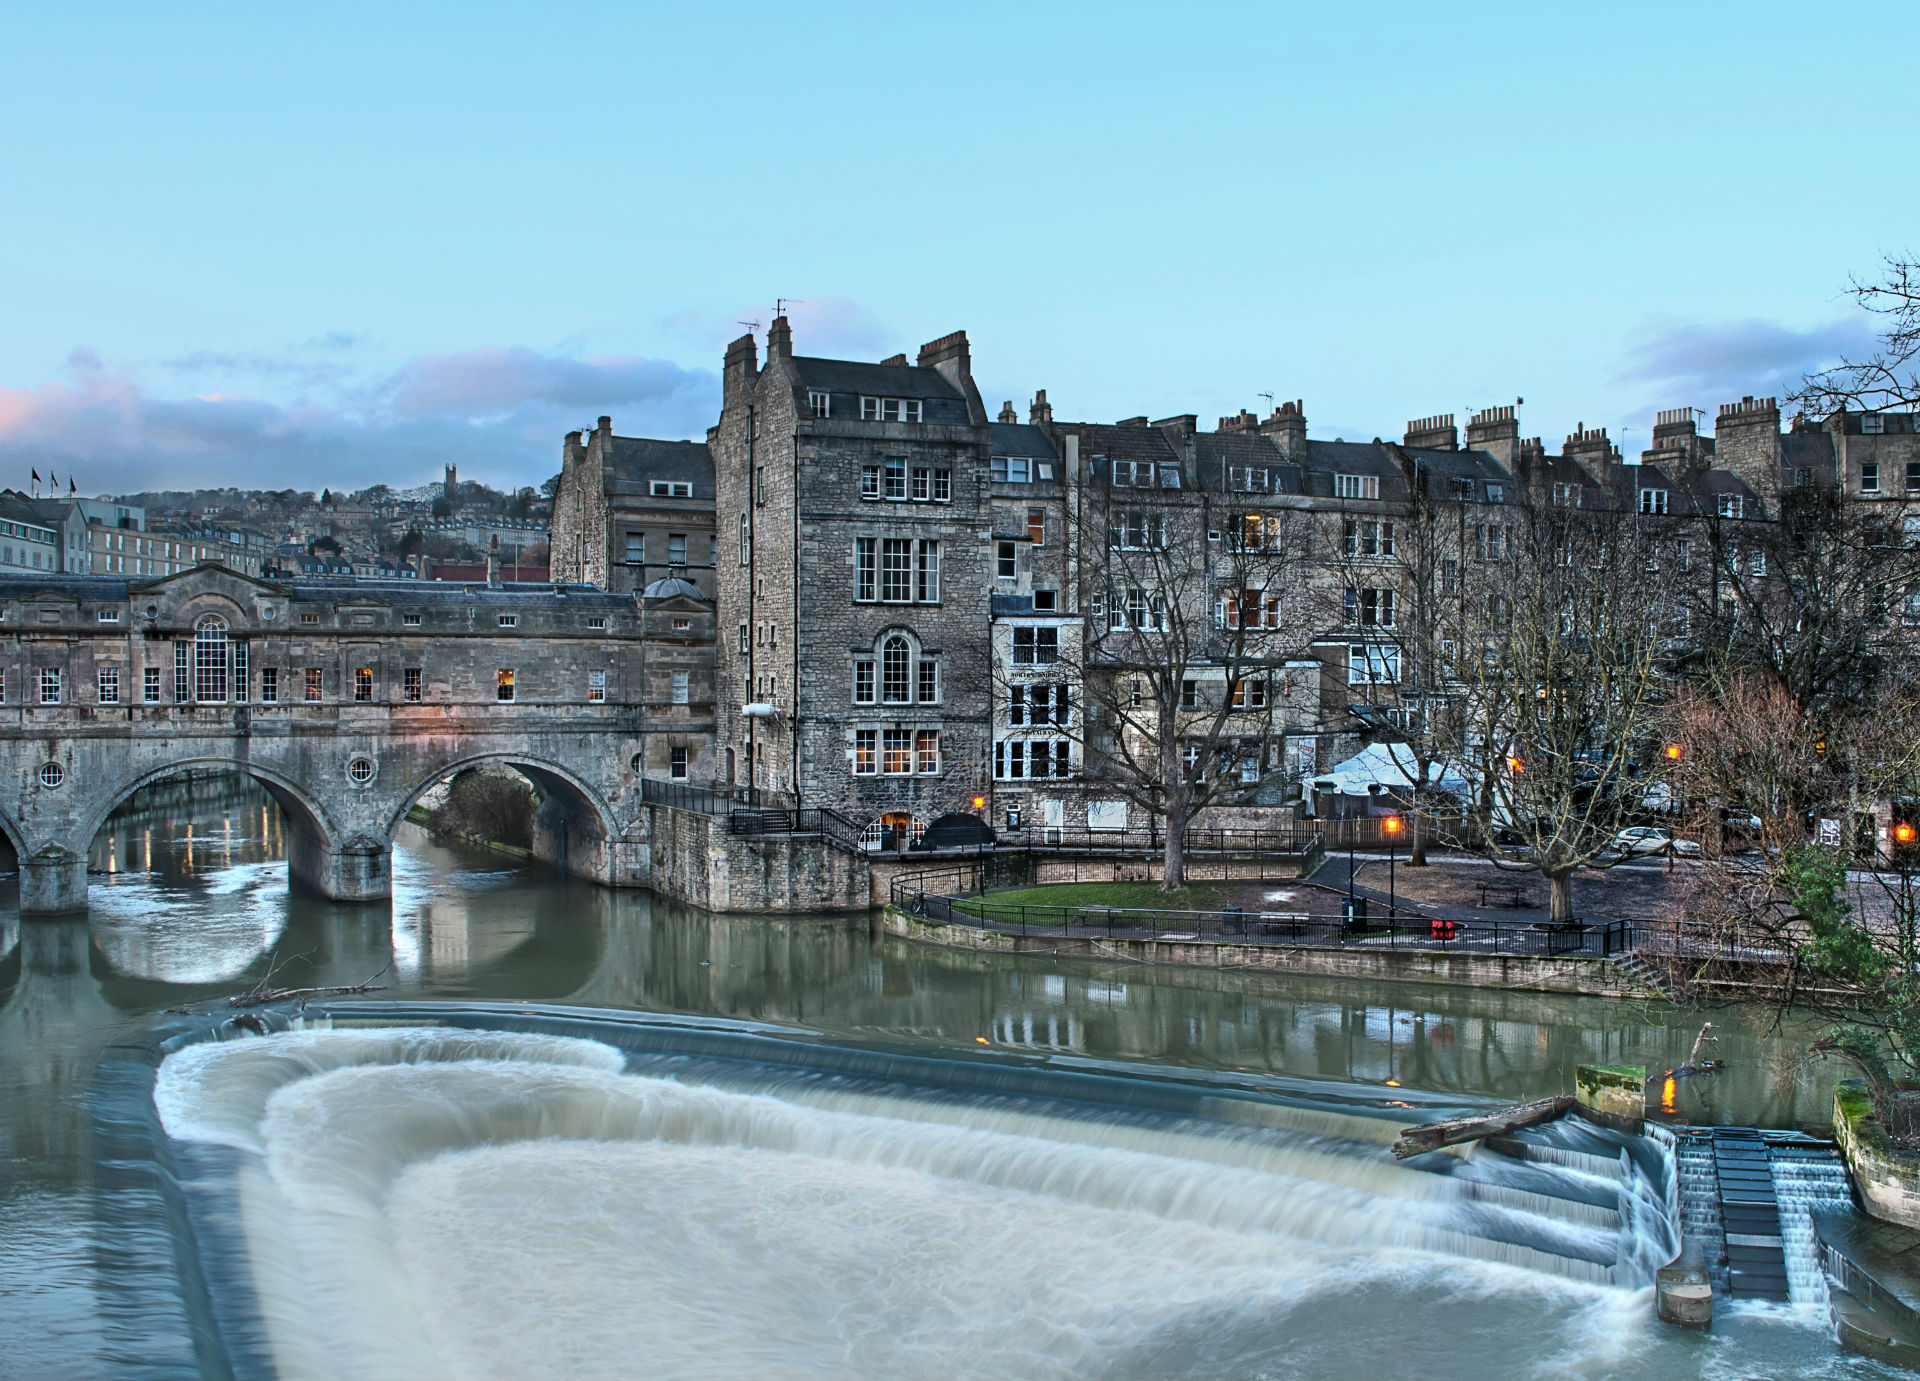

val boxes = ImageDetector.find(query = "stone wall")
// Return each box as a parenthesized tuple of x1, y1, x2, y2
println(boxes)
(1835, 1080, 1920, 1229)
(880, 908, 1651, 997)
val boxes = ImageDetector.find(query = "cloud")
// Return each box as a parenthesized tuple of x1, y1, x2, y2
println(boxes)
(0, 347, 719, 495)
(1614, 316, 1876, 405)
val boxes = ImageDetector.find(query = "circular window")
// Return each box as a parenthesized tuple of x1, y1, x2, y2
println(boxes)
(347, 757, 377, 785)
(630, 753, 643, 774)
(38, 762, 64, 789)
(144, 604, 158, 620)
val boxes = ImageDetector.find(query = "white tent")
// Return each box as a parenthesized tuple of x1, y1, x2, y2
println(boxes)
(1313, 742, 1471, 801)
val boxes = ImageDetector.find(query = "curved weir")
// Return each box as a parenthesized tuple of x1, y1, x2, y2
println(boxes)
(124, 1002, 1721, 1381)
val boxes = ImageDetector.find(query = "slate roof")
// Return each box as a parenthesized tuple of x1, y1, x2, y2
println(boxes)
(989, 423, 1056, 459)
(791, 357, 964, 400)
(640, 576, 708, 601)
(1783, 431, 1839, 482)
(0, 569, 638, 610)
(1078, 423, 1181, 467)
(606, 438, 714, 492)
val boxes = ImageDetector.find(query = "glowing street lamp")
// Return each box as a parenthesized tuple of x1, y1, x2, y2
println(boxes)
(1665, 744, 1684, 761)
(1384, 815, 1403, 920)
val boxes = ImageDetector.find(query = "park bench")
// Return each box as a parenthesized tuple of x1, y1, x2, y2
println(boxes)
(1477, 881, 1532, 909)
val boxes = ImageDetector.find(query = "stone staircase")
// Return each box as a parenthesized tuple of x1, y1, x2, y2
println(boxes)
(1609, 952, 1680, 1001)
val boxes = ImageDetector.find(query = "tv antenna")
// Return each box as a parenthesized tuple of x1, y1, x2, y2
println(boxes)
(738, 320, 762, 335)
(774, 297, 803, 318)
(1257, 392, 1274, 406)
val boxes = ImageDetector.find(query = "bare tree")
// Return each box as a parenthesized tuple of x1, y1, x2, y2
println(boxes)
(1794, 253, 1920, 416)
(1453, 500, 1683, 922)
(1045, 482, 1316, 890)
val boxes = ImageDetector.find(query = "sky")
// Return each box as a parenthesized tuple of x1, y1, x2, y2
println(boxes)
(0, 1, 1912, 496)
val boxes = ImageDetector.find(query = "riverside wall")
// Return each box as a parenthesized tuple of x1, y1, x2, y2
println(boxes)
(879, 906, 1656, 998)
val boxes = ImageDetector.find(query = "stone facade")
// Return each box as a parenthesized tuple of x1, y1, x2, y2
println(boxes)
(549, 317, 1918, 852)
(0, 565, 698, 914)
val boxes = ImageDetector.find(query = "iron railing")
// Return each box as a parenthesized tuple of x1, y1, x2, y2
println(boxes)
(640, 779, 792, 814)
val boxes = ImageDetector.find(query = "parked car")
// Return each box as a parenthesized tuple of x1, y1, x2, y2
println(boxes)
(1611, 826, 1700, 857)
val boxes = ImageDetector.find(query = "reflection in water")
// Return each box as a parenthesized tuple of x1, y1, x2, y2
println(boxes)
(0, 770, 1867, 1378)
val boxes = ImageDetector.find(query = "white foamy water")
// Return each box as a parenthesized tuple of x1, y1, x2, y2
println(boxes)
(151, 1026, 1765, 1381)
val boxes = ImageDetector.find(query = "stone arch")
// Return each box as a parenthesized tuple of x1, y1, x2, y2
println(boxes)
(83, 756, 343, 857)
(389, 751, 625, 883)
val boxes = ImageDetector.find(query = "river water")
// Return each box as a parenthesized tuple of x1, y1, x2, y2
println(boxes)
(0, 774, 1890, 1379)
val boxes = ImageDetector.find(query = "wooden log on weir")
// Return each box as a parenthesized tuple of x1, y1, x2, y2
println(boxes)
(1391, 1095, 1576, 1159)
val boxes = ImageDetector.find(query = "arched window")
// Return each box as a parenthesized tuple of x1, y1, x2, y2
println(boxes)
(193, 614, 229, 702)
(881, 635, 910, 703)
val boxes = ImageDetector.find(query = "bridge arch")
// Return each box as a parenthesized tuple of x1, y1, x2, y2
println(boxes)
(389, 751, 628, 883)
(83, 757, 343, 855)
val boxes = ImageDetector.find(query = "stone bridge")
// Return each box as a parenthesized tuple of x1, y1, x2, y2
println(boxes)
(0, 567, 710, 914)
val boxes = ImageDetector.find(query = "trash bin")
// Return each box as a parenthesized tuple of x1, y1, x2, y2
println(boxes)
(1220, 905, 1245, 936)
(1342, 897, 1369, 932)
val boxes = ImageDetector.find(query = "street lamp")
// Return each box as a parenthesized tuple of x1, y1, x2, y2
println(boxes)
(1384, 815, 1404, 920)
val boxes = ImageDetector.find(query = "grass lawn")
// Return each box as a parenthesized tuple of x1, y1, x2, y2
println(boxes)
(949, 880, 1245, 920)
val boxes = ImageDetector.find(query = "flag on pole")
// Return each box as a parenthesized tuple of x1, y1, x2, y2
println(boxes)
(31, 469, 39, 482)
(69, 478, 76, 494)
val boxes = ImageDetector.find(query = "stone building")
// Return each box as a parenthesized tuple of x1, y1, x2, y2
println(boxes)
(546, 318, 1914, 846)
(549, 416, 717, 597)
(709, 319, 996, 843)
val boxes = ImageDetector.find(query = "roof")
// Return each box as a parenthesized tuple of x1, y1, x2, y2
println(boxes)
(791, 357, 964, 401)
(639, 576, 708, 601)
(606, 438, 714, 492)
(989, 423, 1056, 459)
(1078, 423, 1181, 465)
(292, 578, 630, 608)
(0, 491, 57, 532)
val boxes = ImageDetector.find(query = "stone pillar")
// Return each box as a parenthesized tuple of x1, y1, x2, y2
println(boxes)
(19, 846, 88, 917)
(285, 827, 391, 902)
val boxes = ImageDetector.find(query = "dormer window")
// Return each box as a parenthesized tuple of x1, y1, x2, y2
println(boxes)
(1639, 488, 1669, 515)
(808, 390, 830, 418)
(1716, 494, 1744, 519)
(1484, 482, 1504, 503)
(1863, 413, 1885, 435)
(1229, 466, 1270, 492)
(649, 481, 693, 497)
(1335, 473, 1379, 500)
(859, 397, 923, 423)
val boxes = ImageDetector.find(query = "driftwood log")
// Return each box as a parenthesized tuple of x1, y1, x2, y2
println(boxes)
(1391, 1095, 1575, 1159)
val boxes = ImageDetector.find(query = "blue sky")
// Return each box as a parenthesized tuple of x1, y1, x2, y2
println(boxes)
(0, 2, 1910, 493)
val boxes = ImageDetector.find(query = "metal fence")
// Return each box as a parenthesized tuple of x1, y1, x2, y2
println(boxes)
(640, 779, 791, 814)
(888, 867, 1633, 958)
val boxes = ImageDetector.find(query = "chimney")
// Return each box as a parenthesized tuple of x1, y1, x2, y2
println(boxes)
(1714, 396, 1783, 499)
(1563, 422, 1617, 471)
(914, 330, 986, 423)
(1258, 399, 1308, 460)
(1028, 389, 1053, 425)
(1649, 407, 1710, 470)
(1218, 409, 1260, 434)
(486, 535, 500, 588)
(1465, 406, 1520, 467)
(879, 353, 908, 366)
(1153, 415, 1198, 441)
(722, 331, 759, 406)
(1403, 413, 1458, 451)
(765, 315, 792, 360)
(998, 400, 1017, 424)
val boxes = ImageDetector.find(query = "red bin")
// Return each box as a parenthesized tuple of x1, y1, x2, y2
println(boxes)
(1430, 918, 1457, 941)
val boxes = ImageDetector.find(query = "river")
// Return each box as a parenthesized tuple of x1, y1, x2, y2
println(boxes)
(0, 773, 1886, 1379)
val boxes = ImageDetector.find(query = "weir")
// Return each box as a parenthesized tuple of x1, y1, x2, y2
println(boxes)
(108, 1002, 1720, 1381)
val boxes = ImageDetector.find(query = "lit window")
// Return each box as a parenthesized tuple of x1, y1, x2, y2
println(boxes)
(916, 730, 940, 774)
(883, 728, 912, 774)
(299, 612, 319, 625)
(496, 669, 516, 702)
(1230, 679, 1267, 709)
(588, 670, 606, 703)
(354, 667, 373, 702)
(305, 668, 323, 701)
(1027, 508, 1045, 546)
(854, 729, 877, 774)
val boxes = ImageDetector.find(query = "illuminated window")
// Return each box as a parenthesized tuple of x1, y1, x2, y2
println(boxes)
(496, 668, 516, 702)
(354, 667, 373, 702)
